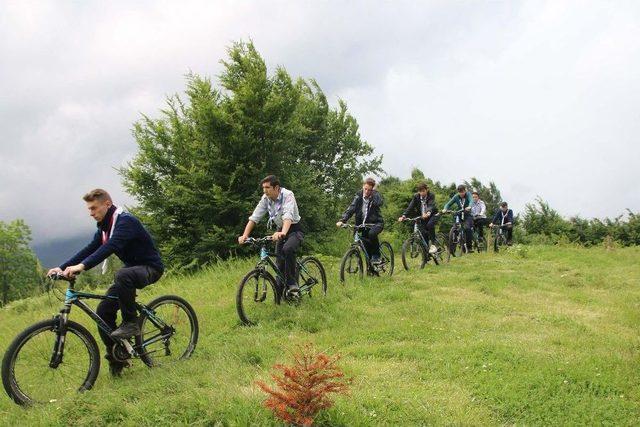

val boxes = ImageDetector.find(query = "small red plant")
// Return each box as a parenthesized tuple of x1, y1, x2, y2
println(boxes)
(257, 344, 351, 426)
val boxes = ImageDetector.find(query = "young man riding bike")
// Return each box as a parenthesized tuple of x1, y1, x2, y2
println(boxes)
(47, 189, 164, 376)
(336, 177, 384, 264)
(471, 191, 488, 240)
(442, 184, 474, 252)
(238, 175, 303, 295)
(489, 201, 514, 245)
(398, 182, 439, 254)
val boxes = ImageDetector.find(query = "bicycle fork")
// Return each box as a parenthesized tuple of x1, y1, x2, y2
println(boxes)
(49, 304, 72, 369)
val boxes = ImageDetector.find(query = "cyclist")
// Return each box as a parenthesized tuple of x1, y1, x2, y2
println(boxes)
(471, 191, 488, 241)
(336, 177, 384, 265)
(489, 201, 514, 245)
(442, 184, 473, 252)
(238, 175, 303, 295)
(398, 182, 439, 254)
(47, 189, 164, 376)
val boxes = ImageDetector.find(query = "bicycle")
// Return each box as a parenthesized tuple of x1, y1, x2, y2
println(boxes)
(472, 216, 488, 253)
(2, 273, 198, 406)
(236, 236, 327, 325)
(491, 224, 511, 252)
(399, 216, 446, 270)
(442, 208, 472, 262)
(338, 223, 394, 283)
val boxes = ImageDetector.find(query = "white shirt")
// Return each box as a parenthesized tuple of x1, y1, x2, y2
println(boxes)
(249, 187, 301, 228)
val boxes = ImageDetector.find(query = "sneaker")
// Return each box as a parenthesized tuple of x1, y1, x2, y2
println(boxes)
(370, 256, 382, 265)
(429, 245, 438, 254)
(110, 321, 140, 340)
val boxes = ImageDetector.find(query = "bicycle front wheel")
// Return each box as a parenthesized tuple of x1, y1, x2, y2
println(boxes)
(447, 228, 462, 262)
(401, 237, 426, 271)
(299, 256, 327, 296)
(236, 269, 279, 325)
(138, 295, 199, 367)
(2, 319, 100, 406)
(379, 241, 395, 276)
(339, 247, 364, 284)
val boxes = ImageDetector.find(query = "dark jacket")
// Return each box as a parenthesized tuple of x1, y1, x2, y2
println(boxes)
(491, 209, 514, 226)
(60, 205, 164, 272)
(402, 191, 438, 217)
(341, 190, 384, 225)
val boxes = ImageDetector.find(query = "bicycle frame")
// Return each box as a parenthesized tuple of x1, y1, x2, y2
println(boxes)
(251, 241, 317, 297)
(50, 279, 173, 367)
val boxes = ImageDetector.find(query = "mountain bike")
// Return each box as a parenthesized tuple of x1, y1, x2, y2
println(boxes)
(443, 208, 471, 262)
(338, 224, 394, 283)
(236, 236, 327, 325)
(491, 224, 511, 252)
(472, 216, 488, 253)
(399, 216, 446, 270)
(2, 273, 198, 406)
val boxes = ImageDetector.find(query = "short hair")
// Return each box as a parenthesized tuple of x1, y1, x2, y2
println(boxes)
(457, 184, 466, 192)
(472, 191, 479, 196)
(260, 175, 280, 187)
(363, 177, 376, 187)
(417, 182, 428, 191)
(83, 189, 112, 203)
(500, 201, 508, 207)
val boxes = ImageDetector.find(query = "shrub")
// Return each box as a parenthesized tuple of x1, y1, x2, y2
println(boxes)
(257, 344, 351, 426)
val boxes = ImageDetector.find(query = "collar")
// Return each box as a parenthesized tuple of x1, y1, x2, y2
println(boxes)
(98, 205, 117, 233)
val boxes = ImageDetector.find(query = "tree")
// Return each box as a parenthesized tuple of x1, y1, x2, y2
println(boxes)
(0, 220, 41, 306)
(120, 40, 381, 268)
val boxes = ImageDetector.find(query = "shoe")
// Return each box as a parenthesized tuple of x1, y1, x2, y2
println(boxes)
(110, 321, 140, 339)
(105, 354, 127, 377)
(285, 285, 301, 300)
(429, 245, 438, 254)
(370, 256, 382, 265)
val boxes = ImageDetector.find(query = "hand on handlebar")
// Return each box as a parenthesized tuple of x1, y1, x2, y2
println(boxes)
(397, 216, 406, 222)
(336, 221, 344, 228)
(47, 267, 63, 277)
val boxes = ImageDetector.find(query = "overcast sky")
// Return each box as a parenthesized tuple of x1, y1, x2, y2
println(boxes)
(1, 0, 639, 244)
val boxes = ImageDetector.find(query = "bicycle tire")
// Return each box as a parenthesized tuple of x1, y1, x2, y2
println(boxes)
(2, 319, 100, 406)
(379, 241, 395, 276)
(299, 256, 327, 296)
(236, 269, 279, 325)
(401, 236, 427, 271)
(339, 247, 364, 283)
(138, 295, 199, 367)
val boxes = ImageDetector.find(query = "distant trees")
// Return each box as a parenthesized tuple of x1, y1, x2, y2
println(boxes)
(121, 41, 381, 268)
(0, 220, 41, 306)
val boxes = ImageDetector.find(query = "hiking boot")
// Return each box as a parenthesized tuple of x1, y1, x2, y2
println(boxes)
(110, 321, 140, 339)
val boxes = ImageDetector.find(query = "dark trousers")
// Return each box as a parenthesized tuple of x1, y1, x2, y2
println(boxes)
(275, 230, 304, 289)
(418, 215, 438, 245)
(361, 223, 383, 258)
(96, 265, 162, 349)
(473, 217, 488, 239)
(458, 214, 473, 248)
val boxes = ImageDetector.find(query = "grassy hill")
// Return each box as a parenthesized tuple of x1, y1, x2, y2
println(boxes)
(1, 245, 639, 425)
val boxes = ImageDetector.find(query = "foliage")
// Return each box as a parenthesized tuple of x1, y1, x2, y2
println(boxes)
(0, 219, 42, 306)
(257, 344, 350, 426)
(120, 40, 381, 269)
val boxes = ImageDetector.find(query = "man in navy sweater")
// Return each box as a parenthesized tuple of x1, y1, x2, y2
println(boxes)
(47, 189, 164, 375)
(489, 201, 514, 245)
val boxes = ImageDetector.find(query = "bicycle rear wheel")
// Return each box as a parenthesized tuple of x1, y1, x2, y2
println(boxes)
(235, 269, 279, 325)
(339, 247, 364, 284)
(138, 295, 199, 367)
(299, 256, 327, 296)
(2, 319, 100, 406)
(378, 242, 395, 276)
(401, 236, 426, 271)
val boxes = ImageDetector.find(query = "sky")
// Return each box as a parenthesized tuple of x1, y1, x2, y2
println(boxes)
(1, 0, 639, 244)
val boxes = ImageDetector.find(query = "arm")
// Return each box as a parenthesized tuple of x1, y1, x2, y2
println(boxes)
(340, 194, 359, 222)
(239, 220, 257, 243)
(505, 210, 514, 225)
(80, 218, 135, 270)
(401, 195, 417, 218)
(479, 201, 486, 217)
(426, 192, 438, 213)
(59, 231, 101, 270)
(443, 195, 457, 211)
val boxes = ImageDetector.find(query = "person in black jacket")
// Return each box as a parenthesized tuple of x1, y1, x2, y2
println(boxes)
(489, 201, 514, 244)
(336, 177, 384, 263)
(47, 189, 164, 376)
(398, 182, 439, 253)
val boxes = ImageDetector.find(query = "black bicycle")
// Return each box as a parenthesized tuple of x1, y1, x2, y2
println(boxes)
(442, 208, 471, 262)
(2, 273, 198, 406)
(339, 223, 394, 283)
(491, 223, 511, 252)
(399, 216, 446, 270)
(472, 216, 488, 253)
(236, 236, 327, 325)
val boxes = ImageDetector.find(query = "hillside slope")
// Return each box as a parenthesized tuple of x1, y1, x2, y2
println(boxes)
(1, 245, 639, 425)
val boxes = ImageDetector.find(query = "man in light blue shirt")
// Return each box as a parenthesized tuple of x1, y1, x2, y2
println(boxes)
(239, 175, 303, 293)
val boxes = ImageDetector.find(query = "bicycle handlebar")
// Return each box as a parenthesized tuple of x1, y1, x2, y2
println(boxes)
(47, 273, 76, 282)
(340, 223, 378, 230)
(242, 236, 274, 245)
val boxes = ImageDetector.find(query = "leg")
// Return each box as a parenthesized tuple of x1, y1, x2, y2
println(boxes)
(110, 266, 162, 338)
(463, 215, 474, 250)
(96, 284, 121, 349)
(366, 224, 383, 258)
(424, 215, 438, 244)
(282, 231, 303, 288)
(475, 219, 485, 239)
(275, 238, 286, 289)
(506, 225, 513, 244)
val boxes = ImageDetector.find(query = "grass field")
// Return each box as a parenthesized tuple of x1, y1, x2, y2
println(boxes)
(1, 244, 639, 425)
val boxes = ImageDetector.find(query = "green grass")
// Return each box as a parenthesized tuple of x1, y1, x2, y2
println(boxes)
(1, 245, 639, 425)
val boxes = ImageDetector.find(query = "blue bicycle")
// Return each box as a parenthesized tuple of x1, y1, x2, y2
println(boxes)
(2, 274, 198, 406)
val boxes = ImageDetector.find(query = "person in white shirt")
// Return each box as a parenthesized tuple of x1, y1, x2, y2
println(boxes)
(471, 191, 488, 240)
(238, 175, 303, 292)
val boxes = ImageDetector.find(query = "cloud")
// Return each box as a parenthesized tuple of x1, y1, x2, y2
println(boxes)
(1, 0, 639, 244)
